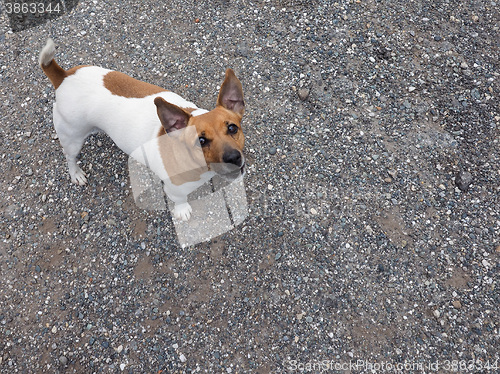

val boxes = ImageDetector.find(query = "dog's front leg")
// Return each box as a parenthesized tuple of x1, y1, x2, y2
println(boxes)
(172, 202, 193, 221)
(163, 183, 192, 221)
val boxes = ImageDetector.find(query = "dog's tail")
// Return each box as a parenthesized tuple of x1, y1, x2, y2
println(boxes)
(39, 38, 67, 89)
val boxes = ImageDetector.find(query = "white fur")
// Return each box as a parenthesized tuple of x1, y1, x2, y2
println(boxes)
(55, 67, 202, 154)
(52, 66, 210, 220)
(39, 38, 55, 66)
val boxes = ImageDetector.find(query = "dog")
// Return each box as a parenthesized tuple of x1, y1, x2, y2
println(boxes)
(39, 39, 245, 221)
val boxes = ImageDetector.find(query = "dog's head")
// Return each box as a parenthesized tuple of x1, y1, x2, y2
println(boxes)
(154, 69, 245, 181)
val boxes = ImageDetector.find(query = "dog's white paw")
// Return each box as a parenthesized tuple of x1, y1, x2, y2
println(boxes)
(173, 202, 192, 221)
(70, 167, 87, 186)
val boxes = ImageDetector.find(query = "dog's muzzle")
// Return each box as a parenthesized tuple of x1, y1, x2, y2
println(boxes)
(211, 150, 245, 180)
(223, 149, 243, 167)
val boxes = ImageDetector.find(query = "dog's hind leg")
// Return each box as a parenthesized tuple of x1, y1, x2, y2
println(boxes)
(53, 105, 89, 185)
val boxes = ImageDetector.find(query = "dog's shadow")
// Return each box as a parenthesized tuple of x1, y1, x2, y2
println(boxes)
(6, 0, 79, 32)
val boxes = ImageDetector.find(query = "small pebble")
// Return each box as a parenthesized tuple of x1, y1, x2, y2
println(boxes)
(452, 300, 462, 309)
(455, 171, 473, 191)
(482, 259, 491, 268)
(179, 353, 187, 363)
(298, 88, 310, 101)
(59, 356, 68, 366)
(268, 147, 277, 155)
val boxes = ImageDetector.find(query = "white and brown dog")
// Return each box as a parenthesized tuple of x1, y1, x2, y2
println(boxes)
(39, 39, 245, 221)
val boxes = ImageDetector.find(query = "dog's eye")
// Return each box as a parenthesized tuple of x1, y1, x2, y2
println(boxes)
(198, 136, 207, 147)
(228, 124, 238, 134)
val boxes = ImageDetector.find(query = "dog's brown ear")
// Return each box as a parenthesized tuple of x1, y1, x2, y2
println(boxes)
(217, 69, 245, 116)
(154, 97, 191, 133)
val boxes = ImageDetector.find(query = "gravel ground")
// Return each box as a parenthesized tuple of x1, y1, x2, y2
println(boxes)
(1, 0, 499, 373)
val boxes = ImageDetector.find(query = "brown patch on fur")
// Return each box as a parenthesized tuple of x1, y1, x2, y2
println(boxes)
(154, 70, 245, 186)
(156, 106, 244, 186)
(189, 106, 245, 165)
(41, 60, 88, 89)
(103, 71, 167, 98)
(158, 126, 208, 186)
(158, 127, 166, 137)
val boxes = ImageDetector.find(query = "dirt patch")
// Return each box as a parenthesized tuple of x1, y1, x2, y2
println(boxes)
(133, 255, 154, 280)
(376, 206, 414, 248)
(444, 267, 473, 289)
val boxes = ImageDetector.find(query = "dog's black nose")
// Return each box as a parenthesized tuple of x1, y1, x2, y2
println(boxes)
(223, 149, 242, 166)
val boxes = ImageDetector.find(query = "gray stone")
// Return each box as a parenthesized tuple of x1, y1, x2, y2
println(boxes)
(298, 88, 310, 101)
(455, 171, 473, 191)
